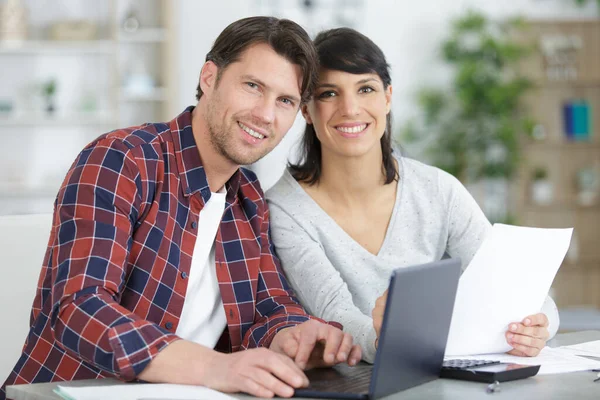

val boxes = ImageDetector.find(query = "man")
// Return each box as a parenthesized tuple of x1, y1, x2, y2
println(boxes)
(1, 17, 361, 400)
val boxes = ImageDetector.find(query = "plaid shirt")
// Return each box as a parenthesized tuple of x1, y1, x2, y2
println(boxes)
(2, 107, 329, 397)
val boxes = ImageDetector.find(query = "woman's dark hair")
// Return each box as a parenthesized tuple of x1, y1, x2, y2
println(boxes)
(196, 16, 318, 104)
(289, 27, 398, 185)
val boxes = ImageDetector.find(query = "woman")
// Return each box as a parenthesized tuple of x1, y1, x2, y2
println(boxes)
(265, 27, 558, 363)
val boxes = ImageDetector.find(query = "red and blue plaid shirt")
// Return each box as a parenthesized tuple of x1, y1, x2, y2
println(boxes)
(2, 107, 327, 397)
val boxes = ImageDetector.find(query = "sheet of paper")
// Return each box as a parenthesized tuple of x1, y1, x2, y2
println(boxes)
(446, 346, 600, 375)
(445, 224, 573, 356)
(559, 340, 600, 358)
(54, 383, 237, 400)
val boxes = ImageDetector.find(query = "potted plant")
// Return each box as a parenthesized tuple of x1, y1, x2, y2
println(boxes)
(530, 166, 553, 205)
(400, 10, 536, 222)
(576, 165, 599, 206)
(41, 79, 57, 115)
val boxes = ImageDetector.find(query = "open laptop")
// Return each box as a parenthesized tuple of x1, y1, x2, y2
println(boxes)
(294, 258, 462, 399)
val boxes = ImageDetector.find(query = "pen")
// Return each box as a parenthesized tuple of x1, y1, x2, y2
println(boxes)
(486, 381, 500, 393)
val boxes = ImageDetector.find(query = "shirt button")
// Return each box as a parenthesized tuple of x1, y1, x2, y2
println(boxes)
(181, 271, 188, 279)
(165, 322, 173, 330)
(201, 188, 210, 198)
(191, 221, 197, 229)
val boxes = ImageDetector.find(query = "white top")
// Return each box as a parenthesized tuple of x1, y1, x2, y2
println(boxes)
(266, 156, 559, 362)
(176, 189, 227, 348)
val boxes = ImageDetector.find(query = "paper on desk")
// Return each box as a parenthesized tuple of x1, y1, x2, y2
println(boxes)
(445, 224, 573, 356)
(54, 383, 237, 400)
(445, 346, 600, 375)
(559, 340, 600, 359)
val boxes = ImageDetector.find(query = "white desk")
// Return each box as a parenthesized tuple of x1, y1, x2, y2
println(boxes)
(7, 331, 600, 400)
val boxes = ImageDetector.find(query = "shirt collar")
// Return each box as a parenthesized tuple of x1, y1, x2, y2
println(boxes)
(170, 106, 241, 205)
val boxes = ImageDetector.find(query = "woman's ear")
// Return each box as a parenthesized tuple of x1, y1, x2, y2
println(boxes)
(199, 61, 219, 97)
(385, 85, 393, 114)
(301, 103, 313, 124)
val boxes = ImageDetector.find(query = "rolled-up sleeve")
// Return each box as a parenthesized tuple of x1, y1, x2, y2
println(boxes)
(50, 138, 179, 381)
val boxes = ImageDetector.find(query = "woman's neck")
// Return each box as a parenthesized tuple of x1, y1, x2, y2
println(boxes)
(315, 147, 389, 206)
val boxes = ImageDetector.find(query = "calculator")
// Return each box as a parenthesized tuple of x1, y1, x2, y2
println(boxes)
(440, 359, 541, 383)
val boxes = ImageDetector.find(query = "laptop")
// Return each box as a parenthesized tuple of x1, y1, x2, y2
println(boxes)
(294, 258, 462, 399)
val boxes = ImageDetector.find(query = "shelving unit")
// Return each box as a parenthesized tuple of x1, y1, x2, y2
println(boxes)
(0, 0, 176, 215)
(0, 40, 115, 54)
(515, 20, 600, 316)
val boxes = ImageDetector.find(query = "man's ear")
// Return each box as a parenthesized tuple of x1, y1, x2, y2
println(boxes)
(199, 61, 219, 96)
(301, 103, 313, 124)
(385, 85, 393, 114)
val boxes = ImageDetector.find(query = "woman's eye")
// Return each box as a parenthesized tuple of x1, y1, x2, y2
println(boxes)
(318, 91, 336, 99)
(359, 86, 374, 94)
(246, 82, 259, 89)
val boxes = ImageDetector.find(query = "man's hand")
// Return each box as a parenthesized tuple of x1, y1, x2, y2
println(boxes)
(270, 320, 362, 369)
(372, 289, 388, 347)
(139, 340, 309, 398)
(505, 313, 550, 357)
(205, 348, 309, 398)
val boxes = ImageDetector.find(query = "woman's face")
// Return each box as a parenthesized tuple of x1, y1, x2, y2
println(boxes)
(303, 68, 392, 159)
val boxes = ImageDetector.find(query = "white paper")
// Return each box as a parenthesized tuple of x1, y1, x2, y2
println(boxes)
(54, 383, 237, 400)
(559, 340, 600, 358)
(445, 224, 573, 356)
(446, 346, 600, 375)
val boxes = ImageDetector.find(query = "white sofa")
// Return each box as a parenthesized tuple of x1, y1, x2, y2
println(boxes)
(0, 214, 53, 383)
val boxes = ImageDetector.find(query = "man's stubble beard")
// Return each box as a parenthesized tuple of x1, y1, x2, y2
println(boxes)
(206, 94, 274, 166)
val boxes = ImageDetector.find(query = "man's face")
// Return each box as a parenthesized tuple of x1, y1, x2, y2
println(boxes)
(203, 43, 303, 166)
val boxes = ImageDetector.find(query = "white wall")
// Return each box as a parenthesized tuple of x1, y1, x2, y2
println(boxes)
(0, 214, 53, 383)
(175, 0, 598, 190)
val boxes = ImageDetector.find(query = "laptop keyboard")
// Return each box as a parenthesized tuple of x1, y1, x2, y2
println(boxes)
(303, 363, 372, 393)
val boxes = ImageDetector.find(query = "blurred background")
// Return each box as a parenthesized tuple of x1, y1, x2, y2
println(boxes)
(0, 0, 598, 331)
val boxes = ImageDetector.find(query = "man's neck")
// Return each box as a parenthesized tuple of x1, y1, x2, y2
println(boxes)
(317, 147, 389, 207)
(191, 104, 238, 193)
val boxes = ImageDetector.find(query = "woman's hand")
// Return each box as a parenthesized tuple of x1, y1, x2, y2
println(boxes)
(372, 289, 388, 347)
(505, 313, 550, 357)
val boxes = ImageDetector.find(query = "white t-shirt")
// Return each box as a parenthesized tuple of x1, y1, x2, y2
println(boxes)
(176, 189, 227, 348)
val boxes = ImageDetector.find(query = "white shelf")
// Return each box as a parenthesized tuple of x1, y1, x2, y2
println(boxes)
(0, 114, 118, 127)
(120, 87, 167, 102)
(0, 40, 115, 54)
(117, 28, 167, 43)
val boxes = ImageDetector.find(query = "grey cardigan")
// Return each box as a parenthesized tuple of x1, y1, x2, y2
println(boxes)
(266, 156, 559, 362)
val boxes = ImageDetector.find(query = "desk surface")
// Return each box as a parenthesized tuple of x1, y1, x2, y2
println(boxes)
(7, 331, 600, 400)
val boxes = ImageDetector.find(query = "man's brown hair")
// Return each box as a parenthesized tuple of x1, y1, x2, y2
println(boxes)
(196, 16, 318, 104)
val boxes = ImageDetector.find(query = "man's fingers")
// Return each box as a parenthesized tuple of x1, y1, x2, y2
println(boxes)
(295, 328, 318, 370)
(348, 344, 362, 366)
(280, 337, 299, 359)
(322, 327, 343, 365)
(247, 367, 296, 398)
(260, 352, 309, 388)
(336, 333, 354, 363)
(238, 376, 275, 398)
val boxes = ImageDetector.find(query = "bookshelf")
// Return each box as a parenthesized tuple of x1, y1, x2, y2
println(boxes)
(0, 0, 177, 215)
(516, 20, 600, 314)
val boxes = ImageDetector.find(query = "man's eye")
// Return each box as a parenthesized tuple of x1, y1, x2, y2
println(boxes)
(246, 82, 258, 89)
(280, 98, 294, 106)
